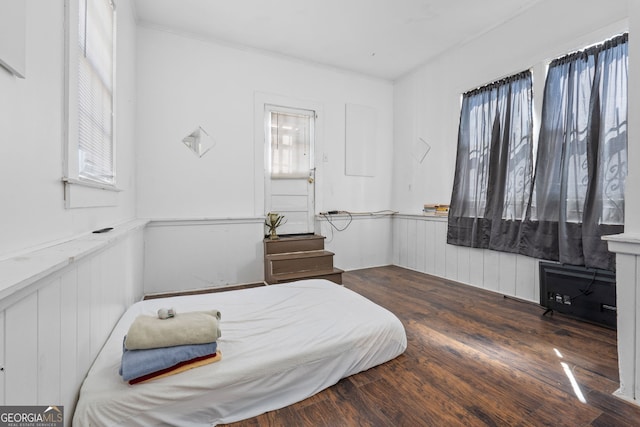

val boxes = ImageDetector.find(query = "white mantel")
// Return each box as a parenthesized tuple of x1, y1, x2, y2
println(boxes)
(604, 233, 640, 406)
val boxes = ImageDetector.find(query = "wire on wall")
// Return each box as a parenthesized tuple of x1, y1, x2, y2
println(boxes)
(320, 212, 353, 232)
(318, 210, 397, 242)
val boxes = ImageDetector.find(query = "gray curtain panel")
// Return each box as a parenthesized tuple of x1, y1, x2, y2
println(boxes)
(520, 33, 627, 270)
(448, 71, 534, 252)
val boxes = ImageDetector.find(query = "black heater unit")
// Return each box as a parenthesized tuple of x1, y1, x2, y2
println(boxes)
(539, 261, 616, 329)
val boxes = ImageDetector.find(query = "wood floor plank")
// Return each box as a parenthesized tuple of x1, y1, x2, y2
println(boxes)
(358, 375, 486, 426)
(294, 399, 350, 427)
(219, 266, 640, 426)
(324, 378, 395, 426)
(408, 321, 603, 425)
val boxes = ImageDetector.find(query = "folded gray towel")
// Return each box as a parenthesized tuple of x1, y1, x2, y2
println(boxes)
(124, 310, 222, 350)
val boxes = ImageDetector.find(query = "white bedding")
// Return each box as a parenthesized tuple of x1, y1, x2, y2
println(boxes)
(73, 279, 407, 426)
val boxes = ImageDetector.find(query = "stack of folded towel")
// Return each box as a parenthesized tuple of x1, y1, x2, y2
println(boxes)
(119, 309, 222, 384)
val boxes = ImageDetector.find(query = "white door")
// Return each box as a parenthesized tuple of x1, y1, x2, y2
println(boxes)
(265, 105, 315, 235)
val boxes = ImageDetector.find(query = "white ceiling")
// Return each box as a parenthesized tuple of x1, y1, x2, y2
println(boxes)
(132, 0, 542, 81)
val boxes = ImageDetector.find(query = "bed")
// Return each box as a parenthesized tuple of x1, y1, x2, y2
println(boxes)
(73, 279, 407, 426)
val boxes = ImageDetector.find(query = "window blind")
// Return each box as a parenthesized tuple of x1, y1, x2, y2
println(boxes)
(77, 0, 114, 184)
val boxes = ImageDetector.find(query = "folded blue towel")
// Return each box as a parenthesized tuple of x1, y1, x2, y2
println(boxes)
(119, 337, 217, 381)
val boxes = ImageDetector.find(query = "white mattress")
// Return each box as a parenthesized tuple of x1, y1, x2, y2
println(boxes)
(73, 279, 407, 426)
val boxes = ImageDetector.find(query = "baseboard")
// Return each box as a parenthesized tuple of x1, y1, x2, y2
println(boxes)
(144, 282, 266, 300)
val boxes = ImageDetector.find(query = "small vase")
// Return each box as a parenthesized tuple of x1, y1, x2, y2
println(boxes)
(269, 229, 279, 240)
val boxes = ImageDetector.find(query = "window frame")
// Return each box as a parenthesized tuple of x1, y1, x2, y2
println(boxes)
(63, 0, 119, 208)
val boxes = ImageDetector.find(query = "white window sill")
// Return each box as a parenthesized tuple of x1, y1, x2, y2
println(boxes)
(63, 177, 122, 209)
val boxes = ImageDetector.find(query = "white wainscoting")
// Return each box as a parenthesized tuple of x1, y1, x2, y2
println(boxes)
(0, 219, 146, 426)
(143, 215, 395, 295)
(315, 213, 394, 272)
(143, 218, 266, 295)
(392, 214, 540, 303)
(604, 233, 640, 407)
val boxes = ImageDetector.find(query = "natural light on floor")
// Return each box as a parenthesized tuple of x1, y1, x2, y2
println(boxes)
(554, 348, 587, 404)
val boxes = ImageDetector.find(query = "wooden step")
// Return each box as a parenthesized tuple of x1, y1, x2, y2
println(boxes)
(264, 234, 326, 255)
(267, 250, 335, 275)
(263, 234, 342, 285)
(271, 268, 344, 285)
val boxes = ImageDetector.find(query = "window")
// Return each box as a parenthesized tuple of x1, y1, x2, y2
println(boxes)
(64, 0, 116, 192)
(77, 0, 115, 184)
(448, 33, 628, 271)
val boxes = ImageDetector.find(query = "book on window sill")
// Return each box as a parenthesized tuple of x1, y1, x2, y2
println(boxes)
(423, 204, 449, 216)
(423, 211, 449, 217)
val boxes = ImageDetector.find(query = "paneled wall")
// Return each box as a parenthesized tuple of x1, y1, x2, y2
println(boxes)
(143, 218, 265, 295)
(143, 214, 395, 294)
(605, 235, 640, 406)
(607, 1, 640, 408)
(316, 213, 394, 272)
(0, 221, 145, 426)
(393, 214, 540, 303)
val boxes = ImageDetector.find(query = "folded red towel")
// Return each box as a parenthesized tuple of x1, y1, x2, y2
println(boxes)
(129, 351, 222, 385)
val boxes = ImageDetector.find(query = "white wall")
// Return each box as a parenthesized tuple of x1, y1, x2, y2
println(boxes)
(135, 26, 395, 285)
(0, 222, 145, 426)
(392, 0, 629, 214)
(393, 215, 539, 302)
(0, 0, 138, 259)
(135, 26, 394, 219)
(317, 214, 394, 272)
(627, 0, 640, 234)
(143, 218, 264, 294)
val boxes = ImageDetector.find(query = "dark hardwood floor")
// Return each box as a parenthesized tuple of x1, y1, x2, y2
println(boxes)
(221, 265, 640, 426)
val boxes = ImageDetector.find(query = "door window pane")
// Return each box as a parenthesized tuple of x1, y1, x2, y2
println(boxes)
(269, 110, 312, 178)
